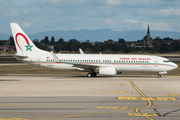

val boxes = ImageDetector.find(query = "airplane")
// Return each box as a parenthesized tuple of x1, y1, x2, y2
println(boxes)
(10, 23, 178, 77)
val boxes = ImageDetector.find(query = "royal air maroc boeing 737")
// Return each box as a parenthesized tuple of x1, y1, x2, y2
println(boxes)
(10, 23, 178, 77)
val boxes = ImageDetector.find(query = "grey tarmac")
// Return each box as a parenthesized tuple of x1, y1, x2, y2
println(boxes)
(0, 75, 180, 120)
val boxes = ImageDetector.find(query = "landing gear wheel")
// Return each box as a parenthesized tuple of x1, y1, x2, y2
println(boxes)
(91, 72, 97, 77)
(87, 72, 97, 77)
(87, 73, 92, 77)
(158, 74, 161, 78)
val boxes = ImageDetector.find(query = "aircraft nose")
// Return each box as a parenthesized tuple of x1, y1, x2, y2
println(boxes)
(173, 62, 178, 68)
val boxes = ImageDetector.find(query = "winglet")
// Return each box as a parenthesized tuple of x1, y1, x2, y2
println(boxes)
(51, 51, 61, 63)
(79, 48, 84, 54)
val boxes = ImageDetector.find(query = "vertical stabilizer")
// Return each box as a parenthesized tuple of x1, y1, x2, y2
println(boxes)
(10, 23, 47, 56)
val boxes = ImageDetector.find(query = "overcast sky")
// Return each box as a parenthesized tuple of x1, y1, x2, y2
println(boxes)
(1, 0, 180, 34)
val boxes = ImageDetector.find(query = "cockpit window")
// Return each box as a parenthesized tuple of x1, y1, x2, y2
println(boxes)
(163, 60, 171, 63)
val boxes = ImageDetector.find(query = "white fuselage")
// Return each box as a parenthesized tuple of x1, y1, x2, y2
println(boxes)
(20, 53, 177, 73)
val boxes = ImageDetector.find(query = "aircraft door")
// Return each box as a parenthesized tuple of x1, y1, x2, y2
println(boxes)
(37, 57, 41, 66)
(154, 58, 158, 67)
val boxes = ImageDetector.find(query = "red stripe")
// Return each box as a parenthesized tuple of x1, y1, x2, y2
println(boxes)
(24, 61, 175, 67)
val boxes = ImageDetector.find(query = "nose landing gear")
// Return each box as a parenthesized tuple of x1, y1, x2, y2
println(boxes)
(158, 74, 161, 78)
(158, 72, 167, 78)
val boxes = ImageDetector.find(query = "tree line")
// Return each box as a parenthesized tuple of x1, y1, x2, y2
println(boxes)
(33, 36, 130, 53)
(32, 36, 180, 53)
(1, 36, 180, 54)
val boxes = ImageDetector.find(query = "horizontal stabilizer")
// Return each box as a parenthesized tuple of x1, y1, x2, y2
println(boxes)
(15, 54, 28, 59)
(14, 54, 28, 61)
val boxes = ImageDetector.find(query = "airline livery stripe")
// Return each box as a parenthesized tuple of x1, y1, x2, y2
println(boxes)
(23, 61, 176, 67)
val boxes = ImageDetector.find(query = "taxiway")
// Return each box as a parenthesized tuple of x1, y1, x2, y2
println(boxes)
(0, 75, 180, 120)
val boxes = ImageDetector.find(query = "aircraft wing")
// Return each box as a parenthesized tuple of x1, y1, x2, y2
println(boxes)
(72, 63, 100, 70)
(51, 51, 100, 70)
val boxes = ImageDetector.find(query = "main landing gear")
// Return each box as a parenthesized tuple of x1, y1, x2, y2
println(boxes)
(87, 72, 97, 77)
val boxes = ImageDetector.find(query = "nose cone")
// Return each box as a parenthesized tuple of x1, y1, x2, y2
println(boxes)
(173, 62, 178, 68)
(167, 62, 178, 71)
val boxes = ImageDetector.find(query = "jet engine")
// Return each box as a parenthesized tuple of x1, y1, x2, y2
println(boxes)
(99, 66, 117, 75)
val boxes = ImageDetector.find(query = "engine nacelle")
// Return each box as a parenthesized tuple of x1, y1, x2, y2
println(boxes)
(99, 67, 117, 76)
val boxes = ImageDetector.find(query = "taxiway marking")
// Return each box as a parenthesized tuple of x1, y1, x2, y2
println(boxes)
(95, 106, 128, 109)
(167, 94, 180, 96)
(0, 104, 81, 108)
(117, 97, 177, 100)
(0, 118, 29, 120)
(37, 108, 136, 120)
(126, 113, 158, 116)
(107, 91, 132, 93)
(129, 80, 147, 98)
(106, 84, 126, 85)
(126, 80, 154, 120)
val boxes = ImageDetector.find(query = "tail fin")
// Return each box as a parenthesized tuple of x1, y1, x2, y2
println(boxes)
(10, 23, 47, 56)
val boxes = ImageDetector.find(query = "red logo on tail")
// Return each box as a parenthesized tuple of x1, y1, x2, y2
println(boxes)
(15, 33, 29, 51)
